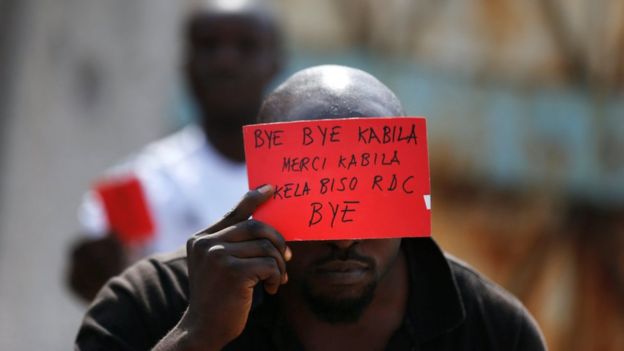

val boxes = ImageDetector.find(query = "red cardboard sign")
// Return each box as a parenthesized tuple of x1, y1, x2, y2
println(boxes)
(243, 117, 431, 241)
(94, 175, 155, 244)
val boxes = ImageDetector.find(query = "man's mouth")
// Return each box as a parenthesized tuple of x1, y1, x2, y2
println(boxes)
(313, 260, 371, 285)
(316, 260, 369, 272)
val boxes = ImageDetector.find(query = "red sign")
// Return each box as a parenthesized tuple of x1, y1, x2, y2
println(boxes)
(243, 117, 431, 241)
(94, 175, 155, 244)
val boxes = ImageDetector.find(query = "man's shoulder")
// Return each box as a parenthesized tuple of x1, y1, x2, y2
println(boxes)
(102, 247, 189, 303)
(149, 247, 188, 271)
(445, 254, 525, 315)
(123, 247, 188, 285)
(87, 125, 206, 184)
(123, 124, 207, 172)
(141, 124, 207, 167)
(76, 248, 190, 350)
(444, 254, 546, 350)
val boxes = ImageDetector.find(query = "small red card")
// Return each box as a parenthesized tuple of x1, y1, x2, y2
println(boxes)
(243, 117, 431, 241)
(94, 175, 155, 244)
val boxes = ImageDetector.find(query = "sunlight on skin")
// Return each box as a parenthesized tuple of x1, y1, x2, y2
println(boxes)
(320, 67, 352, 92)
(212, 0, 250, 12)
(191, 0, 266, 14)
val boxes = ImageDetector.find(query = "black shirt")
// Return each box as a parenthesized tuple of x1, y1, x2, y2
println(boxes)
(75, 238, 546, 350)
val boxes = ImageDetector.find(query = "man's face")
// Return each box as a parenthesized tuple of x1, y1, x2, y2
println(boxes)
(286, 238, 402, 323)
(185, 12, 279, 126)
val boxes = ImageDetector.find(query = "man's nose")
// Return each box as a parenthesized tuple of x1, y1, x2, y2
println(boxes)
(207, 44, 241, 72)
(330, 240, 359, 250)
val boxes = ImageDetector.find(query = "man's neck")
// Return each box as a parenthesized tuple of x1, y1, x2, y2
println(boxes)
(200, 119, 246, 163)
(281, 250, 409, 351)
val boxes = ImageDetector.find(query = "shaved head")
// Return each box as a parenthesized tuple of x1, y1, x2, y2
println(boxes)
(258, 65, 404, 123)
(255, 65, 407, 324)
(187, 0, 281, 38)
(189, 0, 278, 17)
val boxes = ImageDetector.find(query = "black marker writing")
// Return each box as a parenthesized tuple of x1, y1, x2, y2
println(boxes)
(302, 125, 342, 146)
(337, 150, 400, 170)
(307, 200, 361, 228)
(282, 156, 327, 172)
(273, 182, 311, 199)
(371, 174, 415, 194)
(358, 124, 417, 145)
(254, 129, 284, 149)
(319, 177, 358, 194)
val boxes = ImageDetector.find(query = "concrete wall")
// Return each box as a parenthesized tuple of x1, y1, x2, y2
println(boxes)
(0, 0, 181, 349)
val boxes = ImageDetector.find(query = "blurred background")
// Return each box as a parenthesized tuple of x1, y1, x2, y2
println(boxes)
(1, 0, 623, 349)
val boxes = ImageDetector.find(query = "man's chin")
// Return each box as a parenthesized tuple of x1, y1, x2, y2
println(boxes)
(302, 281, 377, 324)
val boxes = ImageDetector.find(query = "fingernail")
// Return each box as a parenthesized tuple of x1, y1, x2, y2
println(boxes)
(256, 184, 273, 194)
(283, 272, 289, 284)
(284, 246, 292, 261)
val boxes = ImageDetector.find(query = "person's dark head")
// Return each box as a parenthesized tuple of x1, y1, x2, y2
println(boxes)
(185, 0, 283, 130)
(258, 65, 405, 324)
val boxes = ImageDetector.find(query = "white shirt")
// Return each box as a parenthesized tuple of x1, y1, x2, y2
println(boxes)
(78, 125, 248, 254)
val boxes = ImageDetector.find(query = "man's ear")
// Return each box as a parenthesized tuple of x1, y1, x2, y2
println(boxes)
(271, 50, 284, 77)
(183, 58, 200, 100)
(267, 35, 285, 79)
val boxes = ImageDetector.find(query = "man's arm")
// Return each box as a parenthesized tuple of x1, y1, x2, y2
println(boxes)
(153, 184, 290, 350)
(67, 235, 126, 302)
(68, 187, 130, 302)
(75, 185, 291, 350)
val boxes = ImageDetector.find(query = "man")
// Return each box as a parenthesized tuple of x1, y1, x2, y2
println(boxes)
(68, 0, 283, 301)
(75, 65, 546, 350)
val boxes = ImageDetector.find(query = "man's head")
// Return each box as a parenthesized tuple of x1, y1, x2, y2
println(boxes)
(258, 65, 404, 122)
(185, 0, 283, 130)
(259, 65, 405, 324)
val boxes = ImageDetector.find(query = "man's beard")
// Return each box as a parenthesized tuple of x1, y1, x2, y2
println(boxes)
(301, 279, 377, 324)
(299, 246, 379, 324)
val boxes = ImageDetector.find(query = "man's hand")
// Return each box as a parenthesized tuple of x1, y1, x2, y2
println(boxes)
(154, 184, 291, 351)
(67, 235, 127, 302)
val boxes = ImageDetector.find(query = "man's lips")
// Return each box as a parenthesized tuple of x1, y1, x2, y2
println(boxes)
(315, 260, 370, 273)
(312, 260, 371, 285)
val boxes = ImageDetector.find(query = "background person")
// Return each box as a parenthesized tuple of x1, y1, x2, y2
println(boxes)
(67, 0, 284, 302)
